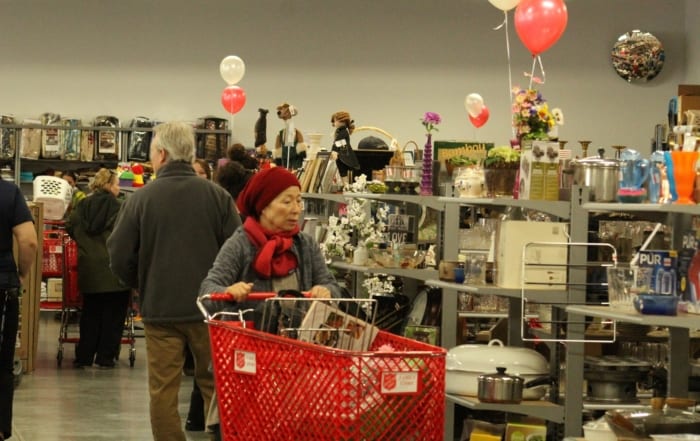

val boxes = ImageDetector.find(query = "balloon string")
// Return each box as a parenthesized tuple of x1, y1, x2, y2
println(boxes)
(527, 56, 546, 89)
(504, 11, 515, 140)
(229, 114, 235, 144)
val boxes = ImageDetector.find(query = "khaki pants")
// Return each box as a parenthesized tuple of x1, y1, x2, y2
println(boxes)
(144, 322, 214, 441)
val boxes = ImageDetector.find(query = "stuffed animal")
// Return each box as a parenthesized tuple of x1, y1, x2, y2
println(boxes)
(254, 108, 268, 149)
(274, 102, 306, 169)
(330, 110, 360, 182)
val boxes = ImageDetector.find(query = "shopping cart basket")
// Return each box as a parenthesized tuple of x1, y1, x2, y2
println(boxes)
(198, 293, 446, 441)
(56, 233, 137, 367)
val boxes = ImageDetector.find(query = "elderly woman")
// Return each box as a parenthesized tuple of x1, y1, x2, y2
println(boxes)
(66, 168, 130, 369)
(200, 166, 340, 301)
(199, 166, 340, 439)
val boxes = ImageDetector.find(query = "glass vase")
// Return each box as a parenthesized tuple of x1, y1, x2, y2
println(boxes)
(670, 150, 699, 204)
(420, 134, 433, 196)
(483, 166, 518, 198)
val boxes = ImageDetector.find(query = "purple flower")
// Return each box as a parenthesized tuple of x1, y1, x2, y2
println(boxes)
(421, 111, 442, 134)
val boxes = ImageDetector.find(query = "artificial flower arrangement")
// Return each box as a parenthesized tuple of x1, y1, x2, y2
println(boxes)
(421, 111, 442, 135)
(511, 87, 558, 141)
(362, 273, 396, 297)
(321, 174, 388, 262)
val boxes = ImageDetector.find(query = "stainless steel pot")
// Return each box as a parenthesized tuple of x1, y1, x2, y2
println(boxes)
(571, 148, 619, 201)
(477, 367, 524, 404)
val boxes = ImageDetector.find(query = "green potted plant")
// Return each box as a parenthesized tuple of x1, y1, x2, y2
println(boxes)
(446, 155, 478, 177)
(483, 146, 521, 198)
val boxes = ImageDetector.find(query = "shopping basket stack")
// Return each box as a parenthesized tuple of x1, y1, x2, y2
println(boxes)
(200, 294, 446, 441)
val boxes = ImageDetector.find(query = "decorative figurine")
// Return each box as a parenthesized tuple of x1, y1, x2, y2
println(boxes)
(274, 102, 305, 169)
(330, 110, 360, 183)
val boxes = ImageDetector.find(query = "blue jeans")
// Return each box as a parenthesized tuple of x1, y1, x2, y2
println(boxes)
(0, 288, 19, 439)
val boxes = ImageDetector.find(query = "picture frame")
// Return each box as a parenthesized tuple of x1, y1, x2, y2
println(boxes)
(403, 325, 440, 346)
(403, 151, 415, 167)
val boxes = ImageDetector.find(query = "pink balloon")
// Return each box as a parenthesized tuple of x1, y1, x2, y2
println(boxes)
(468, 106, 490, 128)
(514, 0, 568, 56)
(221, 85, 246, 114)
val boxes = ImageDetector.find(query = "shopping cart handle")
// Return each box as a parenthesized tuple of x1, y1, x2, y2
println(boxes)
(198, 291, 311, 320)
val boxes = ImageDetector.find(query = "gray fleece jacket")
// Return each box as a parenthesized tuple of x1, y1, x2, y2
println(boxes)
(107, 161, 240, 323)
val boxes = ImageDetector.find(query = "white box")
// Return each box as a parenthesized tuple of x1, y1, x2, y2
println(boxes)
(495, 220, 569, 289)
(46, 277, 62, 301)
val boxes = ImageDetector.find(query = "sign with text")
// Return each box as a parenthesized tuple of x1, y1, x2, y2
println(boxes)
(385, 214, 415, 244)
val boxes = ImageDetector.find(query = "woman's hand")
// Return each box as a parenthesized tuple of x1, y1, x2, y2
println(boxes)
(308, 285, 331, 299)
(225, 282, 254, 302)
(330, 151, 338, 161)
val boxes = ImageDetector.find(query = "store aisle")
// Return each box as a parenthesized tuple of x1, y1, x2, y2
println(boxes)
(11, 313, 211, 441)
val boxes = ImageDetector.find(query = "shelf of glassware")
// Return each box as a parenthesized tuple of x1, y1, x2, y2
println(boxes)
(329, 261, 438, 280)
(446, 394, 565, 424)
(582, 201, 700, 216)
(303, 191, 446, 211)
(439, 196, 571, 220)
(565, 305, 700, 331)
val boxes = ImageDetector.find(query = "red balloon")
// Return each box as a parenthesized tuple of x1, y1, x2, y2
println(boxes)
(468, 106, 490, 128)
(514, 0, 568, 56)
(221, 85, 246, 114)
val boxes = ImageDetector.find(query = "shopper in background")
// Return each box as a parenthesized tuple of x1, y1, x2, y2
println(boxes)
(192, 158, 211, 180)
(62, 170, 86, 217)
(107, 121, 239, 441)
(215, 160, 254, 204)
(199, 166, 340, 437)
(183, 157, 212, 432)
(0, 180, 38, 441)
(66, 169, 130, 369)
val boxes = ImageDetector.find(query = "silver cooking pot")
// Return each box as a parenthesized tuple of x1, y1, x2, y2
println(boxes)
(571, 148, 619, 202)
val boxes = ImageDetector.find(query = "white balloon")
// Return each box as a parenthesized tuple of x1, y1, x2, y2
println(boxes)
(465, 93, 485, 118)
(219, 55, 246, 85)
(488, 0, 521, 11)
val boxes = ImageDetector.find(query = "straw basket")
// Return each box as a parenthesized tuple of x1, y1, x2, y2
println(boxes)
(33, 176, 72, 220)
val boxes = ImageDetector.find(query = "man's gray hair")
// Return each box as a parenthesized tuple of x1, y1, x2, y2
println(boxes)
(152, 121, 196, 163)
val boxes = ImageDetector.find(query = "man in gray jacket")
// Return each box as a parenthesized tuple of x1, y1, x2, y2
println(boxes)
(107, 121, 239, 441)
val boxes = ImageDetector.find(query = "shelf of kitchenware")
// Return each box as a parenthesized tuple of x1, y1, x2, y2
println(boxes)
(570, 194, 700, 403)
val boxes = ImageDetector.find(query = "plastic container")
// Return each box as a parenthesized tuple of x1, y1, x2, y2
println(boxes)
(634, 294, 679, 316)
(583, 419, 616, 441)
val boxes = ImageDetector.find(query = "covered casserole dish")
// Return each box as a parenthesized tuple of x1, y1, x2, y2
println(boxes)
(446, 339, 549, 400)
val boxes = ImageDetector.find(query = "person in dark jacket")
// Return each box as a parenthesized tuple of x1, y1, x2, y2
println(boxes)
(67, 168, 129, 369)
(107, 121, 240, 441)
(1, 180, 37, 441)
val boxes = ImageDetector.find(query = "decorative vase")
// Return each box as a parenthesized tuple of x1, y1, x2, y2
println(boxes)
(670, 150, 699, 204)
(352, 244, 369, 265)
(453, 166, 485, 198)
(484, 165, 518, 198)
(420, 134, 433, 195)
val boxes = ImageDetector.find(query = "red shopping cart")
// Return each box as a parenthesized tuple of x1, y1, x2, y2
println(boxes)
(198, 293, 446, 441)
(56, 233, 137, 367)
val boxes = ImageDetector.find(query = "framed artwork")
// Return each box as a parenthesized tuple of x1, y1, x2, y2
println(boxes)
(403, 151, 415, 166)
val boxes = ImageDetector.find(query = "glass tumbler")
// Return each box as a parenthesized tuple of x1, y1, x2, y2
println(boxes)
(606, 266, 638, 310)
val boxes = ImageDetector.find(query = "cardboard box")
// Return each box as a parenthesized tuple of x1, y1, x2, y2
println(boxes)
(678, 84, 700, 96)
(504, 422, 546, 441)
(679, 95, 700, 123)
(518, 140, 560, 201)
(495, 220, 569, 289)
(46, 277, 63, 301)
(298, 301, 379, 351)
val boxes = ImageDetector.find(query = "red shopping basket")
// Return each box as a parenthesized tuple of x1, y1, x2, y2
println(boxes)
(200, 294, 446, 441)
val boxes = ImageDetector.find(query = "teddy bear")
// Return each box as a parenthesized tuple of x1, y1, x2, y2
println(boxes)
(274, 102, 306, 169)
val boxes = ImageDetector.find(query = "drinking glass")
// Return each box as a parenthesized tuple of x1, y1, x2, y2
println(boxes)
(606, 266, 638, 310)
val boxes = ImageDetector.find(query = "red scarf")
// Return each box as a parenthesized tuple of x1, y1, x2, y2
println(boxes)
(243, 217, 299, 279)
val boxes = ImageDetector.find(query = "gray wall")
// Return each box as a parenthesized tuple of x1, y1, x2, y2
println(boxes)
(0, 0, 694, 157)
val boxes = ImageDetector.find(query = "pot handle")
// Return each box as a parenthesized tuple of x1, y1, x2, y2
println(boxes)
(524, 375, 556, 389)
(487, 339, 505, 347)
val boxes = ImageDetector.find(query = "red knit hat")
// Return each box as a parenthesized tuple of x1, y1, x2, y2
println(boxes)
(237, 167, 301, 218)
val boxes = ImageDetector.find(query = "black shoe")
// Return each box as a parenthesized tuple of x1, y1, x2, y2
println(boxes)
(185, 419, 205, 431)
(95, 360, 115, 369)
(73, 360, 91, 369)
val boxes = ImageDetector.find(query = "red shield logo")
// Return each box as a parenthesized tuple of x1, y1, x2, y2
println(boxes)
(382, 373, 397, 391)
(235, 352, 245, 369)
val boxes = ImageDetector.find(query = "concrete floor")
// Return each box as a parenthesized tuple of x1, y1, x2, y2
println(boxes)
(11, 313, 211, 441)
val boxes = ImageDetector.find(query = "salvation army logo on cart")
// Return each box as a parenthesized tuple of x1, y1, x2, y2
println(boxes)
(233, 350, 256, 375)
(380, 371, 420, 395)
